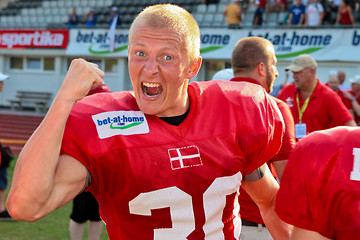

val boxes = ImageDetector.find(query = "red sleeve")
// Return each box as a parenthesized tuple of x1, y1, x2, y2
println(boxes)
(272, 99, 295, 161)
(239, 91, 285, 175)
(338, 91, 352, 109)
(328, 91, 354, 126)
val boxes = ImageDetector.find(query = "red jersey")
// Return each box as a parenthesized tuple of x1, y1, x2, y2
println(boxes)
(231, 77, 296, 224)
(87, 83, 111, 95)
(61, 80, 284, 240)
(277, 80, 354, 134)
(276, 126, 360, 239)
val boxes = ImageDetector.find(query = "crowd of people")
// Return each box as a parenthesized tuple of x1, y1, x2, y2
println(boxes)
(67, 6, 121, 29)
(63, 0, 360, 30)
(0, 3, 358, 240)
(222, 0, 359, 28)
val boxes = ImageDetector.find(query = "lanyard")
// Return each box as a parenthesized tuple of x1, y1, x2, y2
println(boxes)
(296, 80, 317, 122)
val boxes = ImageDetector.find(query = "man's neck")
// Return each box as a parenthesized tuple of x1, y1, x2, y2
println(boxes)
(299, 79, 317, 100)
(234, 74, 267, 92)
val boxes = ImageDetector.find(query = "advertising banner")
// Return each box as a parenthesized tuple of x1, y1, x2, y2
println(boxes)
(66, 28, 360, 62)
(0, 29, 69, 49)
(66, 29, 129, 57)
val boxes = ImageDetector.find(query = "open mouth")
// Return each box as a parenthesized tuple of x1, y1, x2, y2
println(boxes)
(142, 82, 163, 97)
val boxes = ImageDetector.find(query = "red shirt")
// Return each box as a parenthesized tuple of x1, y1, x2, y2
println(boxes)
(337, 90, 352, 109)
(346, 91, 360, 124)
(255, 0, 267, 8)
(276, 126, 360, 239)
(61, 80, 284, 239)
(277, 79, 354, 134)
(325, 82, 352, 109)
(231, 77, 296, 224)
(87, 83, 111, 95)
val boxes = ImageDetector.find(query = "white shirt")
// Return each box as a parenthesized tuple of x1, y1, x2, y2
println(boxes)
(339, 81, 352, 91)
(306, 3, 324, 26)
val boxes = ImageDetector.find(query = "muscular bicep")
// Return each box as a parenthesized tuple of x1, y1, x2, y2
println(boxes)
(291, 227, 331, 240)
(45, 154, 88, 213)
(55, 154, 88, 198)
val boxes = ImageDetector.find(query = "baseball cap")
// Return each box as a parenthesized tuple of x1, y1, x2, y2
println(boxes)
(111, 6, 117, 11)
(349, 75, 360, 84)
(286, 54, 317, 72)
(211, 68, 234, 80)
(0, 73, 9, 81)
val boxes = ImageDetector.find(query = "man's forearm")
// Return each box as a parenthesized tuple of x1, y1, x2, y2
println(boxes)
(6, 96, 75, 221)
(260, 196, 293, 240)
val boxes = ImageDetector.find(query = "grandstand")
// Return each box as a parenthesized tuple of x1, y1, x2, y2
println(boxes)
(0, 0, 359, 29)
(0, 0, 358, 112)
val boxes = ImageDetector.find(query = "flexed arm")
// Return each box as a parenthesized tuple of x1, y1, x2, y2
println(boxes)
(6, 59, 104, 221)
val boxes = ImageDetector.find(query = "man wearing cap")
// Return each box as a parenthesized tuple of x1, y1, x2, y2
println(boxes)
(277, 54, 356, 139)
(344, 75, 360, 125)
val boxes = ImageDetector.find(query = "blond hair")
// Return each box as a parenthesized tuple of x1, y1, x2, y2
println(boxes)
(129, 4, 201, 62)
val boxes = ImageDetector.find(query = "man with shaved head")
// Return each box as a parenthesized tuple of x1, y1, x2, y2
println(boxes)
(230, 36, 296, 240)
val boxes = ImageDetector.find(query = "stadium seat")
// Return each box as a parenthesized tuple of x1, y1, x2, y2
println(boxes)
(26, 8, 34, 16)
(59, 8, 68, 16)
(217, 3, 227, 14)
(197, 4, 207, 13)
(49, 1, 57, 8)
(43, 8, 51, 16)
(212, 13, 226, 27)
(242, 12, 254, 28)
(202, 13, 215, 27)
(65, 1, 73, 9)
(193, 12, 204, 24)
(21, 8, 30, 16)
(35, 8, 44, 16)
(207, 4, 217, 13)
(264, 12, 278, 27)
(42, 1, 50, 8)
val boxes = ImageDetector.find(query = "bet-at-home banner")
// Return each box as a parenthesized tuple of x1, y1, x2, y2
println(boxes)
(66, 28, 360, 61)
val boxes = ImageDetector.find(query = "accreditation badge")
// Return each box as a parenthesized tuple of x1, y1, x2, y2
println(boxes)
(295, 123, 307, 139)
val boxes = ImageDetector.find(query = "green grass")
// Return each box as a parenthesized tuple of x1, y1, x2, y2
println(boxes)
(1, 158, 110, 240)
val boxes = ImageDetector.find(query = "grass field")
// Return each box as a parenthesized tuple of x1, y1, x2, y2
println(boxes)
(1, 158, 110, 240)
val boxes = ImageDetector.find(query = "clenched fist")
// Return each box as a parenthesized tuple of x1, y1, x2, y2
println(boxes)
(58, 58, 105, 104)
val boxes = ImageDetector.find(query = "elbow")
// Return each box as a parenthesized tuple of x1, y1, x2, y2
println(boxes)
(6, 195, 43, 222)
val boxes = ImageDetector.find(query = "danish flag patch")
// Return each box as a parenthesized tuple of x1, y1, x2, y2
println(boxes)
(168, 145, 202, 170)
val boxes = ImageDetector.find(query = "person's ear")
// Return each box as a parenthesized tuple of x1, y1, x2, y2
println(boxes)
(257, 62, 266, 77)
(186, 57, 202, 79)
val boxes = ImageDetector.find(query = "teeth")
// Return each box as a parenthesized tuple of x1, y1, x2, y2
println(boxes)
(143, 82, 160, 88)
